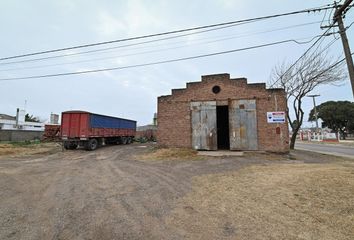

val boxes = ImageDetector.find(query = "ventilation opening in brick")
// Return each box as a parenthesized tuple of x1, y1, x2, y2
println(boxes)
(212, 85, 221, 94)
(217, 105, 230, 150)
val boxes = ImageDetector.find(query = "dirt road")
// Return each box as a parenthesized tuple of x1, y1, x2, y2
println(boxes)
(0, 144, 353, 239)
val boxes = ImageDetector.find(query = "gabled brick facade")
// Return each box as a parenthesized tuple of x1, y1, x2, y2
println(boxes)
(157, 73, 289, 152)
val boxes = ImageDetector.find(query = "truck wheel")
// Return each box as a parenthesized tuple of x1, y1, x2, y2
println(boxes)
(115, 137, 122, 145)
(69, 143, 78, 150)
(86, 138, 98, 151)
(64, 141, 70, 150)
(122, 137, 128, 144)
(127, 137, 132, 144)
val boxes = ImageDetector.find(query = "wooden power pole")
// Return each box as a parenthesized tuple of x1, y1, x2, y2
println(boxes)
(333, 0, 354, 97)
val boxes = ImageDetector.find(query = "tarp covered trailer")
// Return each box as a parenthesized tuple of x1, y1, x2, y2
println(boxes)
(61, 111, 136, 150)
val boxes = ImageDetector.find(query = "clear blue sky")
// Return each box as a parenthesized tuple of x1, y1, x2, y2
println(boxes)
(0, 0, 353, 126)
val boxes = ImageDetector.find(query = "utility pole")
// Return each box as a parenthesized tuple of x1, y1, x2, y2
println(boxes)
(307, 94, 320, 132)
(333, 0, 354, 97)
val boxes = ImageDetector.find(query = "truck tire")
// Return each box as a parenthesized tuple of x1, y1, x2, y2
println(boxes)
(64, 141, 70, 150)
(122, 137, 128, 144)
(86, 138, 98, 151)
(69, 143, 78, 150)
(64, 142, 77, 150)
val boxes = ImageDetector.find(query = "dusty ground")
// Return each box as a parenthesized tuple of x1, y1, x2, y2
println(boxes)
(0, 143, 353, 239)
(0, 142, 60, 156)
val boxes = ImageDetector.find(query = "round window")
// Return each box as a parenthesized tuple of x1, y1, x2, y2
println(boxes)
(212, 85, 221, 94)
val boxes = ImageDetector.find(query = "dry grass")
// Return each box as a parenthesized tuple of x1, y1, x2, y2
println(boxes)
(0, 142, 60, 157)
(136, 147, 203, 161)
(243, 151, 292, 161)
(165, 162, 354, 240)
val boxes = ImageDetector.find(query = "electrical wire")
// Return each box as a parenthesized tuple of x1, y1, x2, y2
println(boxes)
(0, 22, 324, 72)
(0, 20, 322, 67)
(306, 53, 350, 82)
(0, 20, 261, 65)
(346, 20, 354, 29)
(270, 14, 354, 89)
(0, 39, 315, 81)
(268, 25, 336, 88)
(328, 4, 335, 25)
(320, 8, 328, 27)
(282, 37, 340, 93)
(0, 21, 323, 67)
(0, 4, 335, 62)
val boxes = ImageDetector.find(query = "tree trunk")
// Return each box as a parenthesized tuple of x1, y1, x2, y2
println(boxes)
(290, 127, 300, 150)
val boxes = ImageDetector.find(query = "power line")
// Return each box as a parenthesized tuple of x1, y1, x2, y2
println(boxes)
(0, 22, 323, 72)
(0, 20, 322, 67)
(268, 1, 354, 89)
(0, 20, 261, 65)
(270, 36, 340, 89)
(0, 4, 335, 62)
(269, 25, 336, 88)
(270, 12, 354, 89)
(307, 53, 351, 81)
(0, 39, 312, 82)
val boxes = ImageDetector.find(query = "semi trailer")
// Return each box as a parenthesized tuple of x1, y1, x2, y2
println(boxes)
(61, 111, 136, 150)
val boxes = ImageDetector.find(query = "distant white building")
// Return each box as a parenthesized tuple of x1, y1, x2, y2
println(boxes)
(50, 113, 59, 124)
(0, 109, 44, 131)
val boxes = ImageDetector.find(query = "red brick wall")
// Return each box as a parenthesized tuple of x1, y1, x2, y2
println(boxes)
(157, 73, 289, 152)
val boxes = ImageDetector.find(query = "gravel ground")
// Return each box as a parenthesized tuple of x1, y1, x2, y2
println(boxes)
(0, 143, 351, 239)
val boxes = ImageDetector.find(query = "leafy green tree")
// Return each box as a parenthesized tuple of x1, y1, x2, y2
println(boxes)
(308, 101, 354, 139)
(25, 113, 40, 122)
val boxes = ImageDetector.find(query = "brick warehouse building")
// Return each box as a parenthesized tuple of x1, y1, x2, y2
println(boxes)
(157, 73, 289, 152)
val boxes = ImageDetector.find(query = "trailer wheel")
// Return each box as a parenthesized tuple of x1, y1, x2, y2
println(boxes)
(64, 141, 70, 150)
(127, 137, 132, 144)
(64, 142, 77, 150)
(69, 143, 78, 150)
(86, 138, 98, 151)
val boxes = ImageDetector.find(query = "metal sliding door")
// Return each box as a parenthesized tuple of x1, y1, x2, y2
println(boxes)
(191, 101, 217, 150)
(229, 99, 258, 150)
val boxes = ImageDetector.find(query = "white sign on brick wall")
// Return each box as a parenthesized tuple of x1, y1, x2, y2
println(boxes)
(267, 112, 285, 123)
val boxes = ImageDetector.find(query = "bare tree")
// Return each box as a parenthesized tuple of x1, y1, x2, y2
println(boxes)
(269, 51, 346, 149)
